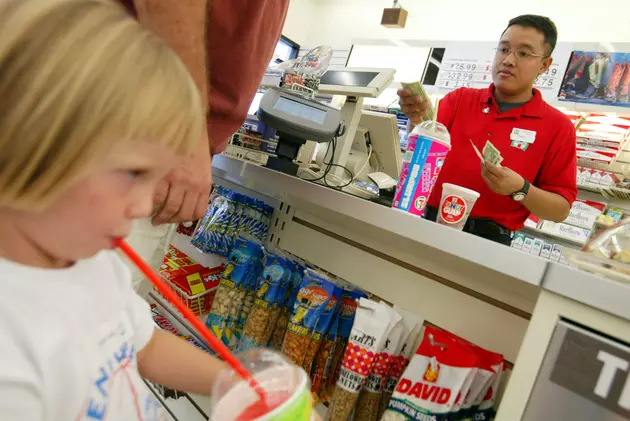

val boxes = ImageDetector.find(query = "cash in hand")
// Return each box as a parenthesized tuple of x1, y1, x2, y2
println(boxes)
(482, 140, 503, 166)
(401, 81, 434, 122)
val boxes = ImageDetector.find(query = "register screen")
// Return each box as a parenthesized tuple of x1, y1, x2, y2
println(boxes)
(320, 70, 379, 87)
(273, 97, 326, 124)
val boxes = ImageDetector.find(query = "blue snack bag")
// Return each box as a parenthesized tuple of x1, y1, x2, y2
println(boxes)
(281, 269, 337, 367)
(205, 236, 261, 342)
(238, 249, 288, 351)
(301, 280, 342, 374)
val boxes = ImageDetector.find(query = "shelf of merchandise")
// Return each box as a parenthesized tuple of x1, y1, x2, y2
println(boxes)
(213, 154, 544, 361)
(520, 225, 589, 248)
(140, 154, 630, 421)
(577, 182, 603, 194)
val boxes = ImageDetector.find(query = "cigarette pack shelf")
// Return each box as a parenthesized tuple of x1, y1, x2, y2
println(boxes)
(209, 153, 630, 420)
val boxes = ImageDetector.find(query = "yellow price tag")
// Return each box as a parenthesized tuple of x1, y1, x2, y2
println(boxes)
(186, 272, 206, 295)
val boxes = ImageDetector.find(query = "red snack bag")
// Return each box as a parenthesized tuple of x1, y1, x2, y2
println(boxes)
(381, 326, 480, 421)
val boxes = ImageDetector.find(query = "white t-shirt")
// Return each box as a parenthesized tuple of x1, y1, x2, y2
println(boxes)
(0, 251, 166, 421)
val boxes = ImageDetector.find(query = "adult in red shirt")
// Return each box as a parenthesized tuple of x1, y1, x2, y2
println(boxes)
(398, 15, 577, 245)
(118, 0, 290, 293)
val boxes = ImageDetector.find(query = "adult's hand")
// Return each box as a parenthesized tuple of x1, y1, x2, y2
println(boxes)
(397, 88, 430, 126)
(481, 161, 524, 196)
(152, 138, 212, 225)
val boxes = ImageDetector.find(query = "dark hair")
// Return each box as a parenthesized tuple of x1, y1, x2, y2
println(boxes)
(503, 15, 558, 55)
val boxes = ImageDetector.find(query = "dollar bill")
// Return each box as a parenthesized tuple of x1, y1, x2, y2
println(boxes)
(470, 140, 484, 162)
(401, 80, 433, 121)
(483, 140, 503, 166)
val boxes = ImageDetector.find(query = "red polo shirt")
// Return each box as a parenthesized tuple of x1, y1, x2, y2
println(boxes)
(427, 84, 578, 231)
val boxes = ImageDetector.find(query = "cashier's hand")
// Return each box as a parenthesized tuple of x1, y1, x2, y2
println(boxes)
(481, 161, 525, 196)
(397, 88, 430, 126)
(152, 135, 213, 225)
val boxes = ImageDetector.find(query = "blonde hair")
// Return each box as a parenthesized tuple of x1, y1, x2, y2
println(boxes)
(0, 0, 203, 211)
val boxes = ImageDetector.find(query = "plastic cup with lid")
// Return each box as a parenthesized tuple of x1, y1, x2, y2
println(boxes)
(210, 348, 315, 421)
(437, 183, 480, 230)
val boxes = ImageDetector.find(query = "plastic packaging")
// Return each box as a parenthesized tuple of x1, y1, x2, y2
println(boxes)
(210, 349, 315, 421)
(327, 299, 399, 421)
(192, 187, 273, 256)
(323, 286, 369, 400)
(206, 236, 263, 344)
(382, 326, 481, 421)
(240, 249, 290, 351)
(564, 217, 630, 283)
(281, 270, 338, 367)
(281, 46, 333, 96)
(378, 308, 425, 420)
(437, 183, 481, 230)
(270, 259, 306, 349)
(393, 121, 451, 216)
(355, 306, 405, 421)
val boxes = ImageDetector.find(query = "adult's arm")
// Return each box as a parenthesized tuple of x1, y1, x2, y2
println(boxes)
(133, 0, 212, 224)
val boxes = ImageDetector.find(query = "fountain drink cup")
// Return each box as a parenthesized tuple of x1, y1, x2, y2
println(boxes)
(393, 120, 451, 216)
(437, 183, 480, 230)
(210, 349, 315, 421)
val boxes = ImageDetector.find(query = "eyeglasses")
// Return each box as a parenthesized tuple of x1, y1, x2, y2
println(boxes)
(495, 46, 548, 61)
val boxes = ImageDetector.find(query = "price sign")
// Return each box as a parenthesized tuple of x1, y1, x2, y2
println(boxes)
(435, 41, 573, 102)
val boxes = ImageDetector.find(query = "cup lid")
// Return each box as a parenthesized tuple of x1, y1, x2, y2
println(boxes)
(442, 183, 480, 199)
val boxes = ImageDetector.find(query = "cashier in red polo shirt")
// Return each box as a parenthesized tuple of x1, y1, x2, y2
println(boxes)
(398, 14, 577, 245)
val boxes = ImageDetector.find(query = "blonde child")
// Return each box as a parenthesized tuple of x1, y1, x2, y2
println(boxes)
(0, 0, 227, 419)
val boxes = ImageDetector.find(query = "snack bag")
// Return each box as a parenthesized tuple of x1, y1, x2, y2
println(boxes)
(192, 187, 237, 255)
(310, 302, 341, 398)
(327, 299, 397, 421)
(379, 308, 425, 419)
(226, 260, 264, 351)
(468, 356, 504, 421)
(269, 259, 305, 349)
(461, 347, 503, 421)
(324, 286, 369, 400)
(281, 269, 336, 367)
(205, 236, 262, 341)
(239, 249, 288, 351)
(382, 326, 480, 421)
(301, 281, 342, 375)
(262, 255, 293, 343)
(355, 306, 405, 421)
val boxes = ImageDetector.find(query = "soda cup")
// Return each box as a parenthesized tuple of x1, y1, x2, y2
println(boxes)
(211, 349, 316, 421)
(393, 120, 451, 216)
(437, 183, 480, 230)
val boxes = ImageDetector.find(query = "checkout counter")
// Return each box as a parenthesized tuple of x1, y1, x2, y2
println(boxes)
(217, 64, 630, 420)
(212, 153, 630, 420)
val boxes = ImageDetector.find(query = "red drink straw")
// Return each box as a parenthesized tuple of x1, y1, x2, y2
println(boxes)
(115, 238, 267, 403)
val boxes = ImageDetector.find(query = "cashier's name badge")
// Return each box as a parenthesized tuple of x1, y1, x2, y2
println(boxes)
(510, 128, 536, 144)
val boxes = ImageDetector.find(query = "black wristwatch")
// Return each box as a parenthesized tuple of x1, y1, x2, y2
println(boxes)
(511, 179, 530, 202)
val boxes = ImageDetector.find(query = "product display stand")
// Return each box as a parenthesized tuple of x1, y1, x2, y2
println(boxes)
(210, 154, 630, 419)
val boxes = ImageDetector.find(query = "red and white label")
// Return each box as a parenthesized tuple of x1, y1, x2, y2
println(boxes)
(440, 195, 467, 224)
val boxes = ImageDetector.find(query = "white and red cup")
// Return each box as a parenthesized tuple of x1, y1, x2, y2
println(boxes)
(437, 183, 480, 230)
